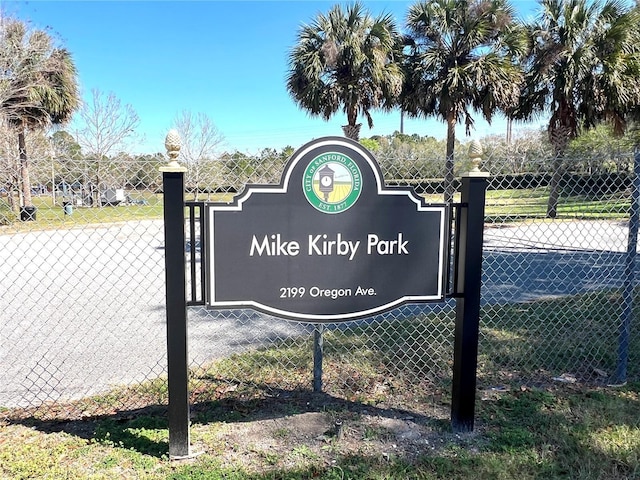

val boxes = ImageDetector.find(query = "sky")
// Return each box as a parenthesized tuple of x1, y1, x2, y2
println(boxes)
(6, 0, 544, 155)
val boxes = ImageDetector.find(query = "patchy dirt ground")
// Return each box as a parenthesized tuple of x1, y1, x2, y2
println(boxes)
(208, 412, 445, 469)
(3, 387, 485, 473)
(187, 392, 479, 472)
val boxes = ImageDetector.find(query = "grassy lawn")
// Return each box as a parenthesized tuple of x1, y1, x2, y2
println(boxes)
(0, 184, 632, 233)
(420, 187, 630, 222)
(2, 291, 639, 479)
(0, 192, 164, 231)
(0, 192, 236, 232)
(3, 384, 639, 479)
(483, 188, 630, 221)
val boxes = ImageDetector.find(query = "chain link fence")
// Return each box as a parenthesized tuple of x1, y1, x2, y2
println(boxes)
(1, 142, 638, 419)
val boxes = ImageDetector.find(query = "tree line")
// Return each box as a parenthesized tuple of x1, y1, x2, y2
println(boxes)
(48, 126, 639, 196)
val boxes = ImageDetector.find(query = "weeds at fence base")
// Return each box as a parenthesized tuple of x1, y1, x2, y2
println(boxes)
(479, 290, 640, 388)
(2, 382, 640, 479)
(2, 290, 640, 478)
(5, 289, 639, 425)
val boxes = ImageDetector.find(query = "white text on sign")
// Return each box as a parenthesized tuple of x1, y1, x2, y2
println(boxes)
(249, 233, 409, 260)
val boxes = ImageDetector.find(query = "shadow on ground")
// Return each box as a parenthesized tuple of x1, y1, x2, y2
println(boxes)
(4, 385, 450, 459)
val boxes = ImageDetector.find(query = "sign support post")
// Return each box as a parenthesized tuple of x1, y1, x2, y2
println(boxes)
(161, 130, 191, 459)
(451, 172, 489, 432)
(313, 324, 324, 392)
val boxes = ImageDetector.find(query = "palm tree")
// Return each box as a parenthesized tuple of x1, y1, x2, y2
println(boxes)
(513, 0, 640, 217)
(0, 19, 80, 216)
(286, 2, 404, 141)
(403, 0, 527, 203)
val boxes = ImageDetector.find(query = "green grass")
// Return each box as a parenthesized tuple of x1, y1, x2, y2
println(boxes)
(0, 186, 632, 232)
(3, 385, 640, 479)
(483, 188, 630, 221)
(475, 387, 640, 479)
(478, 291, 640, 383)
(2, 291, 640, 479)
(420, 187, 631, 222)
(0, 192, 164, 231)
(0, 191, 235, 231)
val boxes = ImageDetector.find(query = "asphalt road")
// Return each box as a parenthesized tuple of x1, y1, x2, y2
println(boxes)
(482, 220, 638, 303)
(0, 219, 636, 408)
(0, 220, 310, 408)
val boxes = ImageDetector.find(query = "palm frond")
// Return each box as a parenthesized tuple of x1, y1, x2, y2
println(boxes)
(286, 2, 404, 133)
(0, 19, 80, 130)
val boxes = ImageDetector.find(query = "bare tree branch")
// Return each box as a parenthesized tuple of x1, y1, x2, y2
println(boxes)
(172, 110, 224, 165)
(75, 89, 140, 159)
(73, 89, 140, 206)
(172, 110, 224, 200)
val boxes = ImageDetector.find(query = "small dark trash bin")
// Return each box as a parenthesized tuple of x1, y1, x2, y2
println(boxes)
(63, 201, 73, 215)
(20, 206, 36, 221)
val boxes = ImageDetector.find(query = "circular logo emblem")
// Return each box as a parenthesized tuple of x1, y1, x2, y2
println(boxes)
(302, 152, 362, 214)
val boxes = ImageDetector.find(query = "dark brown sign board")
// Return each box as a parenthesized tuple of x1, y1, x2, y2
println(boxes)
(207, 136, 449, 322)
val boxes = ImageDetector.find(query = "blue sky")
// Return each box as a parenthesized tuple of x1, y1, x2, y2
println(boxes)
(8, 0, 543, 155)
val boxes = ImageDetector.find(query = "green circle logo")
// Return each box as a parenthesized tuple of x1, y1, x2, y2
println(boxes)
(302, 152, 362, 214)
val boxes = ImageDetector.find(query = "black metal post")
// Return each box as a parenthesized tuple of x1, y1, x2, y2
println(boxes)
(313, 324, 324, 392)
(451, 174, 488, 432)
(162, 169, 191, 458)
(615, 148, 640, 384)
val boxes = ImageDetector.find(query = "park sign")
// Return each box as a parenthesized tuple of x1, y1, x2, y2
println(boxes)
(207, 137, 449, 322)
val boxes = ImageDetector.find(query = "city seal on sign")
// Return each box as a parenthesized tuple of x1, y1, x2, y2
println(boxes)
(302, 152, 362, 214)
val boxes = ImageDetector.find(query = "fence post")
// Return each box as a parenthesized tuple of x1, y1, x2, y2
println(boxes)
(451, 170, 488, 433)
(313, 324, 324, 392)
(161, 130, 191, 458)
(615, 148, 640, 385)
